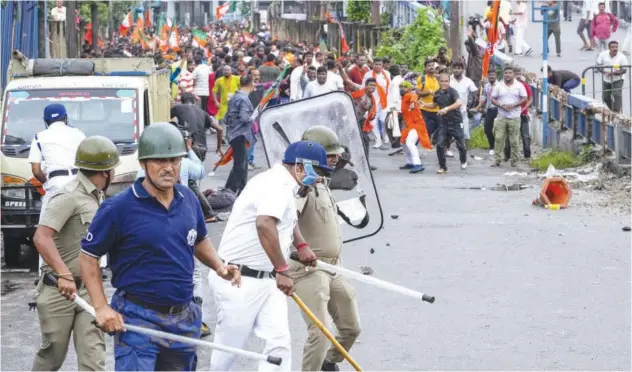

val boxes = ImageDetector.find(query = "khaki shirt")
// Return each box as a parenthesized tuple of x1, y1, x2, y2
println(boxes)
(38, 172, 103, 277)
(290, 183, 343, 279)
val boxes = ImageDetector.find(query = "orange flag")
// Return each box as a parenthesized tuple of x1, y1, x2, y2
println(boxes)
(482, 0, 501, 79)
(214, 142, 251, 170)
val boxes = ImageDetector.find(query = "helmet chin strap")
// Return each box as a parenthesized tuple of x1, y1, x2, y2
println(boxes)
(103, 170, 113, 192)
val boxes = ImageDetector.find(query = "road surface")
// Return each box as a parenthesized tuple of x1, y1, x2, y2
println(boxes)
(2, 137, 630, 370)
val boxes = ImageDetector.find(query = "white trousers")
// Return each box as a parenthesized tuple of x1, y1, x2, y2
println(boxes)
(209, 273, 291, 372)
(403, 129, 422, 166)
(371, 117, 382, 147)
(38, 175, 106, 275)
(514, 26, 531, 54)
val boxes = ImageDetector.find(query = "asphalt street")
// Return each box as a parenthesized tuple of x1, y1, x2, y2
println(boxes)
(1, 135, 630, 370)
(469, 1, 632, 116)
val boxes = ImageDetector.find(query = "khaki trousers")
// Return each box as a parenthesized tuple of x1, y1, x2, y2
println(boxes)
(32, 284, 105, 371)
(292, 267, 361, 371)
(493, 116, 521, 163)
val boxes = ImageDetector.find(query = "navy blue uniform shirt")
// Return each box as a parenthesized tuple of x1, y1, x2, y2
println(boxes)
(81, 178, 208, 306)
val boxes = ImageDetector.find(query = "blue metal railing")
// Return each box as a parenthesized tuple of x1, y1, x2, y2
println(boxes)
(1, 1, 40, 92)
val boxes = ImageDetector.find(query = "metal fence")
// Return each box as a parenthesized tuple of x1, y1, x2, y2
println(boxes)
(581, 64, 632, 117)
(1, 1, 40, 92)
(483, 41, 631, 164)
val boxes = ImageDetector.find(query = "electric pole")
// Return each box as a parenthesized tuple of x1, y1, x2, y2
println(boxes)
(91, 1, 99, 51)
(448, 0, 461, 61)
(371, 0, 380, 25)
(66, 0, 78, 58)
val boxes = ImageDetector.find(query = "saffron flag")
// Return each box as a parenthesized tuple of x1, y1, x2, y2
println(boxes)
(192, 28, 208, 48)
(338, 21, 350, 54)
(120, 12, 132, 36)
(216, 2, 230, 20)
(482, 0, 501, 79)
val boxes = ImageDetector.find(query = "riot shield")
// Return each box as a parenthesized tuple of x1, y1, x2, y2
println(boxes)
(258, 91, 383, 243)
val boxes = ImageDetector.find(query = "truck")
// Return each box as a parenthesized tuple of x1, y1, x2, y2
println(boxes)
(0, 51, 171, 267)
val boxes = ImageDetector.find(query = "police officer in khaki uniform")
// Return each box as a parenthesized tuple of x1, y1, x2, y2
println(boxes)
(32, 136, 120, 371)
(289, 126, 362, 372)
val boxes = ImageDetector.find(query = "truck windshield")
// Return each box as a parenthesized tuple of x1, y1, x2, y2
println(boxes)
(1, 88, 138, 145)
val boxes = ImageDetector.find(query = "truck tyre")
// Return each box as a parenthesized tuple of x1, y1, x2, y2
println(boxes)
(3, 236, 23, 267)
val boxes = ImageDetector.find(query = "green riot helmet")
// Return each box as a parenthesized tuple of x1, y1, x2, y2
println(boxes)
(138, 122, 188, 160)
(75, 136, 121, 171)
(301, 126, 345, 155)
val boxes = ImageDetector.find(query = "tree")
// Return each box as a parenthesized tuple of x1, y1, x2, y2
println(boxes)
(375, 8, 446, 72)
(346, 0, 371, 23)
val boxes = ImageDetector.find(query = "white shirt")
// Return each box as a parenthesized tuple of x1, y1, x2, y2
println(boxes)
(290, 66, 305, 101)
(581, 0, 599, 19)
(216, 164, 299, 271)
(327, 71, 345, 90)
(387, 75, 404, 112)
(450, 75, 478, 112)
(362, 69, 392, 120)
(28, 122, 86, 189)
(596, 51, 629, 83)
(192, 64, 211, 96)
(50, 6, 66, 22)
(513, 2, 529, 28)
(303, 80, 337, 99)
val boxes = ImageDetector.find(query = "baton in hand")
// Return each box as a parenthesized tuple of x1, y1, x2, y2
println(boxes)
(290, 255, 435, 303)
(45, 274, 282, 366)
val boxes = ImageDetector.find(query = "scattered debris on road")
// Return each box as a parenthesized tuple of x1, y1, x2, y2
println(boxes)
(360, 266, 373, 275)
(623, 227, 631, 232)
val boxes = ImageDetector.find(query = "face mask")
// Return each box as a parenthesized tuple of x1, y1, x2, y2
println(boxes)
(299, 161, 319, 186)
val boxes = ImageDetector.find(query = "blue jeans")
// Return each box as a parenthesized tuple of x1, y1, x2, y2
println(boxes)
(562, 78, 580, 93)
(111, 290, 201, 371)
(248, 136, 256, 163)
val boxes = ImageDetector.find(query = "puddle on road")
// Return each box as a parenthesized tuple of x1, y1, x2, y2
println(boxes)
(1, 280, 21, 296)
(449, 184, 533, 191)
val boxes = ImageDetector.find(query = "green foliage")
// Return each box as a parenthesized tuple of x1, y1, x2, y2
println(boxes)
(73, 1, 135, 27)
(346, 0, 371, 23)
(239, 0, 251, 15)
(380, 11, 392, 26)
(375, 8, 446, 72)
(530, 150, 583, 171)
(469, 126, 489, 150)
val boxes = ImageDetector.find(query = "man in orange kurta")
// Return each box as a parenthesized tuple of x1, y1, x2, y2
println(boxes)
(399, 81, 432, 173)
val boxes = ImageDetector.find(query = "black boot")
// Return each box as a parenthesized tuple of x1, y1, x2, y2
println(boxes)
(322, 360, 340, 371)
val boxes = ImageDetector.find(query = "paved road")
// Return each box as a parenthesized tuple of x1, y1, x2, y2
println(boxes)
(1, 136, 630, 370)
(469, 1, 632, 116)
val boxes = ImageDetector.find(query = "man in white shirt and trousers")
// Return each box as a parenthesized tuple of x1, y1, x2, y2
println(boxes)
(28, 103, 106, 275)
(303, 66, 339, 99)
(209, 140, 334, 371)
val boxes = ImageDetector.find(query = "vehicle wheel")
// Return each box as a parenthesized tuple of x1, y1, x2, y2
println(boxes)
(3, 236, 23, 267)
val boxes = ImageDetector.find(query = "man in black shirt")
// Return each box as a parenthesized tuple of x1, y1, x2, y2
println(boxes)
(170, 93, 223, 161)
(422, 73, 468, 174)
(545, 66, 581, 92)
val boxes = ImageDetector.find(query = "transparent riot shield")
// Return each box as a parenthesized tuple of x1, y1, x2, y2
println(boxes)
(258, 91, 383, 243)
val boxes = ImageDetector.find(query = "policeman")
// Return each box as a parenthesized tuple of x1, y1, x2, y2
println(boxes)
(290, 126, 362, 372)
(79, 123, 241, 371)
(29, 103, 86, 274)
(31, 135, 120, 371)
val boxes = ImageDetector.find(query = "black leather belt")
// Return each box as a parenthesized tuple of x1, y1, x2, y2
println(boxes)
(42, 274, 82, 289)
(228, 262, 275, 279)
(49, 169, 78, 179)
(124, 293, 189, 315)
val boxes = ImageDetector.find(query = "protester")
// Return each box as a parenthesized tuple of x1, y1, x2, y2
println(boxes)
(475, 72, 499, 156)
(596, 40, 628, 113)
(504, 68, 533, 160)
(490, 66, 528, 167)
(421, 73, 468, 173)
(544, 0, 562, 57)
(545, 66, 581, 92)
(591, 2, 619, 51)
(399, 81, 432, 173)
(193, 54, 212, 112)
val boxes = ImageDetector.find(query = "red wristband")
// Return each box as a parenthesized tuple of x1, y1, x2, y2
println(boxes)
(296, 242, 309, 250)
(275, 264, 289, 272)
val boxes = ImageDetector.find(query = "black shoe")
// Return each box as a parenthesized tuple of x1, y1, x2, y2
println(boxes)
(322, 360, 340, 371)
(193, 296, 203, 305)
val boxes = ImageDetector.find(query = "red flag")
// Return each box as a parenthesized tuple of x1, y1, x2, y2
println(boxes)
(482, 0, 501, 79)
(338, 21, 350, 54)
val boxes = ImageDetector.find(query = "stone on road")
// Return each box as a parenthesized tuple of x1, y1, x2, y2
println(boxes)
(1, 140, 629, 370)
